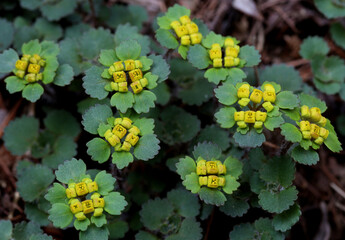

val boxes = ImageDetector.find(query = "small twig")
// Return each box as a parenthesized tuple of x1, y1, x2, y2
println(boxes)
(88, 0, 96, 26)
(0, 99, 22, 138)
(330, 182, 345, 200)
(263, 141, 280, 149)
(279, 140, 293, 156)
(203, 208, 215, 240)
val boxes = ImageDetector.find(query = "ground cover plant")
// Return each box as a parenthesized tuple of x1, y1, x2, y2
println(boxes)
(0, 0, 345, 239)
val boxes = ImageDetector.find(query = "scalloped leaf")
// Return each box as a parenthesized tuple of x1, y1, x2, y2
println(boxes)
(272, 204, 301, 232)
(5, 76, 26, 93)
(198, 187, 226, 206)
(94, 171, 116, 196)
(204, 68, 228, 84)
(22, 83, 44, 102)
(55, 158, 87, 184)
(165, 218, 202, 240)
(276, 91, 299, 109)
(104, 192, 127, 215)
(148, 55, 170, 82)
(48, 203, 73, 228)
(86, 138, 111, 164)
(258, 186, 298, 213)
(280, 123, 302, 143)
(133, 90, 157, 113)
(53, 64, 74, 86)
(291, 146, 319, 165)
(183, 173, 200, 194)
(224, 156, 243, 179)
(82, 66, 109, 100)
(133, 134, 160, 161)
(214, 82, 238, 106)
(167, 189, 200, 218)
(202, 31, 224, 48)
(238, 45, 261, 67)
(220, 195, 250, 217)
(215, 107, 236, 128)
(112, 151, 134, 169)
(192, 142, 222, 161)
(0, 48, 18, 73)
(0, 220, 12, 240)
(82, 104, 113, 134)
(187, 44, 210, 69)
(299, 93, 327, 113)
(110, 91, 135, 113)
(45, 183, 66, 205)
(223, 175, 240, 194)
(155, 29, 179, 49)
(115, 39, 141, 60)
(234, 129, 266, 148)
(79, 225, 109, 240)
(74, 218, 90, 231)
(264, 115, 284, 131)
(176, 156, 197, 180)
(299, 36, 329, 59)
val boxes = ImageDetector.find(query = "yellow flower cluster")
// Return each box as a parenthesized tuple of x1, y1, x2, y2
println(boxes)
(234, 110, 267, 129)
(299, 106, 329, 145)
(209, 38, 240, 68)
(14, 54, 45, 82)
(170, 15, 202, 46)
(196, 159, 226, 188)
(65, 177, 104, 220)
(108, 59, 148, 94)
(69, 193, 105, 220)
(237, 83, 276, 112)
(104, 117, 140, 152)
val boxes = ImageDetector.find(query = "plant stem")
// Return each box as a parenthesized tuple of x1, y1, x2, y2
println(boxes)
(88, 0, 96, 26)
(203, 208, 215, 240)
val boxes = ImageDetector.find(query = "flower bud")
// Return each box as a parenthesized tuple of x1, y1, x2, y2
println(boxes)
(181, 35, 191, 45)
(196, 159, 207, 175)
(300, 121, 311, 131)
(318, 117, 327, 127)
(121, 141, 131, 151)
(140, 78, 148, 87)
(15, 60, 28, 71)
(28, 64, 41, 74)
(207, 175, 219, 188)
(213, 58, 222, 68)
(174, 26, 188, 38)
(130, 81, 143, 94)
(310, 107, 321, 122)
(238, 98, 250, 107)
(319, 127, 329, 139)
(179, 15, 191, 25)
(70, 200, 83, 214)
(244, 111, 256, 123)
(113, 124, 127, 139)
(310, 124, 320, 139)
(302, 131, 311, 140)
(134, 60, 142, 69)
(234, 111, 245, 121)
(254, 121, 263, 129)
(216, 161, 226, 175)
(263, 84, 275, 92)
(93, 198, 105, 208)
(93, 208, 103, 217)
(250, 89, 263, 103)
(314, 137, 324, 145)
(113, 61, 124, 71)
(82, 200, 94, 214)
(209, 48, 222, 60)
(87, 182, 98, 193)
(170, 20, 181, 30)
(224, 38, 235, 47)
(262, 102, 274, 112)
(129, 126, 140, 135)
(25, 73, 36, 83)
(300, 105, 310, 118)
(125, 133, 139, 146)
(199, 176, 207, 186)
(118, 82, 128, 92)
(190, 33, 202, 44)
(218, 176, 226, 187)
(237, 121, 247, 129)
(237, 84, 250, 98)
(75, 212, 86, 221)
(186, 22, 199, 34)
(255, 111, 267, 122)
(108, 65, 116, 75)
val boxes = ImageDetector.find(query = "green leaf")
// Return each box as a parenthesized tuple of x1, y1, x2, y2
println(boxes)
(220, 195, 250, 217)
(272, 204, 301, 232)
(42, 135, 77, 169)
(112, 151, 134, 169)
(135, 231, 158, 240)
(0, 220, 12, 240)
(48, 203, 74, 228)
(74, 218, 90, 231)
(264, 115, 285, 131)
(214, 82, 238, 105)
(133, 118, 155, 135)
(192, 142, 222, 161)
(34, 18, 62, 41)
(166, 4, 191, 19)
(280, 108, 301, 121)
(25, 203, 49, 226)
(227, 68, 246, 84)
(299, 36, 329, 59)
(45, 183, 66, 204)
(331, 23, 345, 50)
(324, 131, 342, 153)
(104, 192, 128, 215)
(82, 104, 113, 134)
(224, 156, 243, 179)
(40, 41, 60, 57)
(314, 77, 341, 94)
(183, 173, 200, 193)
(79, 225, 109, 240)
(133, 90, 157, 113)
(115, 24, 150, 55)
(198, 187, 226, 206)
(0, 18, 14, 52)
(157, 15, 171, 29)
(53, 64, 74, 86)
(13, 221, 43, 240)
(259, 156, 295, 187)
(215, 107, 236, 128)
(22, 83, 44, 102)
(314, 0, 345, 18)
(87, 138, 111, 164)
(108, 220, 129, 239)
(148, 55, 170, 82)
(40, 0, 77, 21)
(140, 198, 174, 230)
(312, 56, 345, 83)
(82, 66, 109, 100)
(95, 171, 116, 196)
(133, 134, 160, 161)
(165, 218, 202, 240)
(110, 92, 135, 113)
(44, 110, 80, 137)
(55, 158, 87, 184)
(0, 48, 18, 73)
(176, 156, 197, 180)
(204, 68, 228, 84)
(223, 175, 240, 194)
(299, 93, 327, 113)
(115, 39, 141, 60)
(254, 218, 284, 239)
(291, 146, 319, 165)
(22, 39, 41, 55)
(275, 91, 299, 109)
(99, 49, 117, 67)
(178, 45, 189, 59)
(260, 64, 303, 91)
(238, 45, 261, 67)
(187, 44, 210, 69)
(280, 123, 302, 143)
(258, 186, 298, 213)
(3, 116, 39, 155)
(79, 28, 114, 60)
(91, 215, 107, 228)
(167, 189, 200, 218)
(155, 29, 179, 49)
(195, 125, 230, 151)
(202, 31, 224, 48)
(229, 223, 255, 240)
(234, 129, 266, 148)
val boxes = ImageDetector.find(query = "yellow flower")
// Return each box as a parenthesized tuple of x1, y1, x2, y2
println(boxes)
(301, 105, 310, 118)
(218, 176, 225, 187)
(319, 127, 329, 139)
(118, 82, 128, 92)
(237, 121, 247, 128)
(181, 35, 191, 45)
(170, 20, 181, 30)
(113, 61, 124, 71)
(318, 117, 327, 127)
(299, 121, 311, 131)
(302, 131, 311, 140)
(238, 98, 250, 107)
(199, 176, 207, 186)
(113, 71, 126, 83)
(15, 60, 28, 71)
(216, 161, 226, 175)
(213, 58, 222, 68)
(124, 59, 135, 71)
(125, 133, 139, 146)
(310, 107, 321, 122)
(263, 90, 276, 103)
(186, 22, 199, 34)
(237, 84, 250, 98)
(82, 200, 94, 214)
(255, 111, 267, 122)
(75, 182, 88, 196)
(130, 81, 143, 94)
(207, 175, 219, 188)
(196, 159, 207, 175)
(206, 161, 218, 174)
(190, 33, 202, 44)
(66, 187, 77, 199)
(70, 199, 83, 214)
(225, 46, 239, 57)
(224, 38, 235, 47)
(179, 15, 191, 25)
(209, 48, 222, 60)
(244, 111, 256, 123)
(87, 182, 98, 193)
(263, 84, 275, 92)
(174, 26, 189, 38)
(27, 64, 40, 74)
(234, 111, 245, 121)
(310, 124, 320, 139)
(250, 89, 263, 103)
(129, 69, 143, 82)
(262, 102, 274, 112)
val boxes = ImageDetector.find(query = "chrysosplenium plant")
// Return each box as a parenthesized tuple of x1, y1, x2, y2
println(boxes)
(46, 159, 127, 236)
(0, 40, 73, 102)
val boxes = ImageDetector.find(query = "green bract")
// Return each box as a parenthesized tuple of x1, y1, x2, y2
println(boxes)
(0, 39, 73, 102)
(187, 31, 260, 84)
(82, 104, 160, 169)
(45, 159, 127, 239)
(176, 142, 242, 206)
(82, 39, 169, 113)
(138, 188, 202, 240)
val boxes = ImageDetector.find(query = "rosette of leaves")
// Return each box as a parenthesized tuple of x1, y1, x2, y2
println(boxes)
(82, 104, 160, 169)
(45, 159, 127, 240)
(215, 81, 299, 148)
(280, 94, 342, 165)
(299, 36, 345, 96)
(0, 220, 54, 240)
(19, 0, 78, 21)
(137, 188, 202, 240)
(314, 0, 345, 18)
(187, 32, 260, 84)
(0, 39, 74, 102)
(82, 39, 170, 113)
(155, 4, 209, 59)
(176, 142, 243, 206)
(3, 110, 80, 168)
